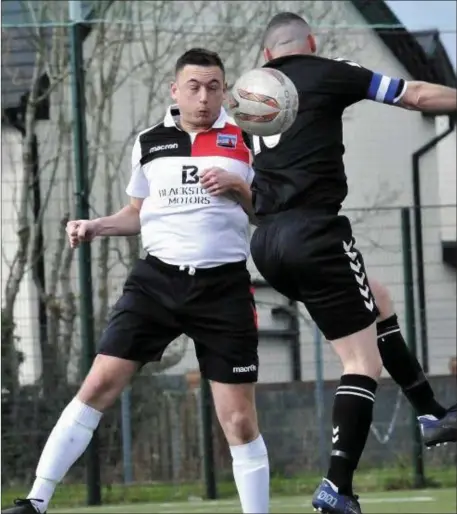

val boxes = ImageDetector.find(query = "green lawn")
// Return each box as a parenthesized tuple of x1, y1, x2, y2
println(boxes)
(49, 489, 456, 514)
(3, 467, 455, 513)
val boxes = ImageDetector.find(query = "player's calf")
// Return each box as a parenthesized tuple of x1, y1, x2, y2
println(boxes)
(369, 278, 455, 447)
(2, 355, 138, 514)
(212, 382, 269, 514)
(331, 322, 383, 379)
(322, 322, 381, 507)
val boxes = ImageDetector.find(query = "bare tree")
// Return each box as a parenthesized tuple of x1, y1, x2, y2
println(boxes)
(1, 0, 395, 405)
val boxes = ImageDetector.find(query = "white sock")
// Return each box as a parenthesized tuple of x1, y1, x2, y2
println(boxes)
(230, 434, 270, 514)
(27, 398, 103, 513)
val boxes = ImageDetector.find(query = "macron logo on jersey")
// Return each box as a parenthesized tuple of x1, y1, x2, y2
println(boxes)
(367, 73, 403, 105)
(149, 143, 178, 153)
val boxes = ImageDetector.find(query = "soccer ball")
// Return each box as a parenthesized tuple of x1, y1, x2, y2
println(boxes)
(227, 68, 299, 137)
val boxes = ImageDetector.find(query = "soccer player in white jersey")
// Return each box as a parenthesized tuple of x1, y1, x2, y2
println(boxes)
(3, 49, 269, 514)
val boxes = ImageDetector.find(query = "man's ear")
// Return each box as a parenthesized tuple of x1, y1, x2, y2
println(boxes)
(171, 81, 178, 101)
(308, 34, 317, 54)
(263, 48, 273, 62)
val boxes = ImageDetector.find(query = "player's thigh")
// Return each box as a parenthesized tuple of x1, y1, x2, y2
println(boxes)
(98, 260, 182, 365)
(250, 221, 300, 300)
(296, 215, 379, 341)
(184, 268, 259, 384)
(368, 276, 395, 320)
(98, 305, 180, 364)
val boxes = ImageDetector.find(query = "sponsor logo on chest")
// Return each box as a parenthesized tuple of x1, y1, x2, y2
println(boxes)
(216, 133, 237, 148)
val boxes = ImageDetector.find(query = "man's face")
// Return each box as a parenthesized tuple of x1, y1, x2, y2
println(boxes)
(171, 65, 226, 129)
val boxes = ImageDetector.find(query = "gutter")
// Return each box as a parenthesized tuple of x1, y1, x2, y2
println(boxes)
(411, 115, 455, 373)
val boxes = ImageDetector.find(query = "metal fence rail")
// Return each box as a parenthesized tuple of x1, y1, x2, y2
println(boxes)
(1, 0, 456, 508)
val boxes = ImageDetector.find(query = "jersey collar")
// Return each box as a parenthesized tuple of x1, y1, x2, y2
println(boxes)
(163, 104, 228, 130)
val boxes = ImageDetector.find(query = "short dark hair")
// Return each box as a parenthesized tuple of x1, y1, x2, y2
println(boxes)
(263, 12, 310, 48)
(175, 48, 225, 76)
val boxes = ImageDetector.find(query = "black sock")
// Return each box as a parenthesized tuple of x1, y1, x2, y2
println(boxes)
(326, 374, 377, 496)
(377, 314, 446, 418)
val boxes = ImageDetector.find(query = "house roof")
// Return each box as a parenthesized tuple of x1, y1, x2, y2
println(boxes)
(1, 0, 97, 123)
(2, 0, 456, 119)
(1, 1, 98, 111)
(350, 0, 456, 88)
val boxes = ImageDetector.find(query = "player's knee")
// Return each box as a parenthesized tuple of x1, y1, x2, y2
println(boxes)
(76, 355, 137, 412)
(369, 278, 394, 320)
(363, 352, 383, 378)
(342, 351, 383, 379)
(76, 378, 115, 412)
(220, 409, 259, 445)
(331, 323, 383, 379)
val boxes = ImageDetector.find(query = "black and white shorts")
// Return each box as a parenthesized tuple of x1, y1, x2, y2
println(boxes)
(98, 255, 258, 383)
(250, 207, 378, 341)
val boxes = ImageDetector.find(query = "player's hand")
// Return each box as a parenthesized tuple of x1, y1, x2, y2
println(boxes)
(66, 219, 100, 249)
(199, 167, 242, 196)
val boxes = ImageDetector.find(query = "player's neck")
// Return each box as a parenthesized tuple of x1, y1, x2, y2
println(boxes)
(272, 48, 313, 60)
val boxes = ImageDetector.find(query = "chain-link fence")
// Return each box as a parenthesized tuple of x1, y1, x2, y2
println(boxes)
(2, 0, 456, 509)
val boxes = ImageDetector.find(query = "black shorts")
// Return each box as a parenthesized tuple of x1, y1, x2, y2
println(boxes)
(250, 208, 378, 341)
(98, 255, 258, 383)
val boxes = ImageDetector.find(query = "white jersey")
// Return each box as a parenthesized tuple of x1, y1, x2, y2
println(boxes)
(126, 106, 253, 268)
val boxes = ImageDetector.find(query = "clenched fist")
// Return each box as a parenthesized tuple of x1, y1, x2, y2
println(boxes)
(66, 219, 99, 249)
(199, 167, 242, 196)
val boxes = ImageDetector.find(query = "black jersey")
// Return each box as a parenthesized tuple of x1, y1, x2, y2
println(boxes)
(245, 54, 406, 216)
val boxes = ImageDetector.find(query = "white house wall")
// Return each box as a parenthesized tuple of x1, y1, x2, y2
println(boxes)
(7, 0, 456, 384)
(436, 116, 456, 242)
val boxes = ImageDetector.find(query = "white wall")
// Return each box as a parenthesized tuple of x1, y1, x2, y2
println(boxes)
(436, 116, 456, 241)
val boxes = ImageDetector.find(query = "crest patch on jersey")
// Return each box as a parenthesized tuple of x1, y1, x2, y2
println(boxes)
(217, 133, 237, 148)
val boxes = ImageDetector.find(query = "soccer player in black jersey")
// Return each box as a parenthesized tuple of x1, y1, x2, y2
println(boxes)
(245, 12, 457, 514)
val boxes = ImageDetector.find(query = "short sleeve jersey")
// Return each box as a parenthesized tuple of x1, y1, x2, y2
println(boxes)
(126, 106, 254, 268)
(244, 54, 407, 216)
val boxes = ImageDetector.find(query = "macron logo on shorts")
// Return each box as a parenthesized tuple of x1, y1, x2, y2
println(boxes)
(233, 364, 257, 373)
(149, 143, 178, 153)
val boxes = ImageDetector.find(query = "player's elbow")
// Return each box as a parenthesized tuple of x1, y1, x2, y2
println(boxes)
(130, 197, 144, 212)
(399, 81, 426, 111)
(400, 81, 457, 113)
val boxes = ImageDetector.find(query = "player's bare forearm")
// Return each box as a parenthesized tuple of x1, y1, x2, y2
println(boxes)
(400, 81, 457, 113)
(231, 180, 258, 226)
(94, 198, 143, 237)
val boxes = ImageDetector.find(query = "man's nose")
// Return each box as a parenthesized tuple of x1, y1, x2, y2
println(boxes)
(199, 88, 208, 103)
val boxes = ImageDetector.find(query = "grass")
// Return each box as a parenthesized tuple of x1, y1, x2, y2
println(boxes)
(2, 466, 456, 511)
(48, 488, 457, 513)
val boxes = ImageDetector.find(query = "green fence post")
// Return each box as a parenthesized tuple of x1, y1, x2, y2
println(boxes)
(69, 0, 101, 505)
(201, 378, 217, 499)
(401, 207, 426, 488)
